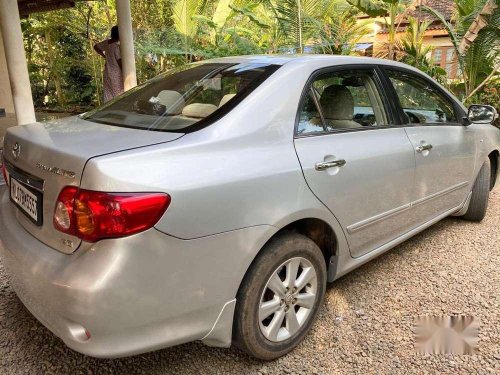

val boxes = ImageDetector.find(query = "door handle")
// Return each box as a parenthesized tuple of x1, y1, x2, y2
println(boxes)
(416, 144, 433, 153)
(315, 159, 346, 171)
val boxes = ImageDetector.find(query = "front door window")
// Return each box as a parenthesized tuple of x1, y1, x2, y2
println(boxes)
(386, 69, 457, 125)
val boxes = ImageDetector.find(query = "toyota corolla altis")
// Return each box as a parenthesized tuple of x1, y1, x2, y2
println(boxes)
(0, 56, 499, 360)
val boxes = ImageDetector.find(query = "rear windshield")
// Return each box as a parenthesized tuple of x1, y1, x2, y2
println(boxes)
(82, 62, 280, 132)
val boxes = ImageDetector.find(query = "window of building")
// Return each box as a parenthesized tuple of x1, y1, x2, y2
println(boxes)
(432, 47, 458, 79)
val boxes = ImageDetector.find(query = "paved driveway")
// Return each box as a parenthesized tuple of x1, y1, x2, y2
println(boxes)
(0, 186, 499, 374)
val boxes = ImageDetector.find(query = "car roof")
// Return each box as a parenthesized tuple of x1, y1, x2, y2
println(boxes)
(205, 54, 415, 70)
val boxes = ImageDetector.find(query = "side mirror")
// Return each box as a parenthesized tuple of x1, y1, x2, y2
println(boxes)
(466, 105, 498, 125)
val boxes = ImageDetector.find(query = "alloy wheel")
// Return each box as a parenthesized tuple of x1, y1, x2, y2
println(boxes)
(258, 257, 318, 342)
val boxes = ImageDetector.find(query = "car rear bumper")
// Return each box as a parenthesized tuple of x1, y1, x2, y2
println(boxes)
(0, 187, 273, 358)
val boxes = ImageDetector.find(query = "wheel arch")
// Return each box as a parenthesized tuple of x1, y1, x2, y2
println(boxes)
(278, 218, 339, 269)
(237, 217, 341, 298)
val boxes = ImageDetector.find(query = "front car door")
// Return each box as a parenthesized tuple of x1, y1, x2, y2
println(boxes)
(383, 68, 476, 224)
(294, 66, 416, 258)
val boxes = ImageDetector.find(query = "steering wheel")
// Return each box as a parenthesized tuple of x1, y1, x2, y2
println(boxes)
(405, 111, 421, 124)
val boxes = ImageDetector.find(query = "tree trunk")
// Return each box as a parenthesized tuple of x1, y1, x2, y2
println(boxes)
(103, 1, 113, 27)
(45, 30, 65, 107)
(387, 3, 398, 60)
(465, 66, 499, 101)
(459, 0, 498, 54)
(89, 37, 101, 106)
(297, 0, 303, 53)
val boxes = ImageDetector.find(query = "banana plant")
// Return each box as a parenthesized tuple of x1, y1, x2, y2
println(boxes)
(230, 1, 284, 52)
(171, 0, 217, 61)
(172, 0, 202, 61)
(347, 0, 411, 60)
(198, 0, 239, 46)
(345, 0, 389, 17)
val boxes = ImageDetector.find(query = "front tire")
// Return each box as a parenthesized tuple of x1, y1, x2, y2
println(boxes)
(462, 159, 491, 222)
(233, 233, 326, 360)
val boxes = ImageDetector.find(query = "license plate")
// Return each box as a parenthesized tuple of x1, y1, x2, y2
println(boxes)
(10, 177, 43, 226)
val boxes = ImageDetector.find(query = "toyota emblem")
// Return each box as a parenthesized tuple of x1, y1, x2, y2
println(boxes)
(12, 142, 20, 161)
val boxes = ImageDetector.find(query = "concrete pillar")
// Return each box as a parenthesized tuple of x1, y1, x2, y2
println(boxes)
(0, 29, 15, 114)
(0, 29, 14, 114)
(116, 0, 137, 90)
(0, 0, 36, 125)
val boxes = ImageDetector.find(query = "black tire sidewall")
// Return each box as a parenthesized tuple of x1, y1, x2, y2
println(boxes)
(233, 233, 327, 360)
(464, 159, 491, 221)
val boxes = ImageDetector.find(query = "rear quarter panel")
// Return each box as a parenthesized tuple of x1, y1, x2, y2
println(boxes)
(80, 61, 343, 240)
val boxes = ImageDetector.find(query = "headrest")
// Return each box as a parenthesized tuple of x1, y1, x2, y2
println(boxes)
(320, 85, 354, 120)
(219, 94, 236, 107)
(182, 103, 218, 119)
(342, 76, 364, 87)
(156, 90, 185, 115)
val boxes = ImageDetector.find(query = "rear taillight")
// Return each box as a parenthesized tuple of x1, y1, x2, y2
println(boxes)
(54, 187, 170, 242)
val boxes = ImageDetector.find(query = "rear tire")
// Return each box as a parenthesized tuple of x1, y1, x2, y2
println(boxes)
(233, 233, 326, 360)
(462, 159, 491, 222)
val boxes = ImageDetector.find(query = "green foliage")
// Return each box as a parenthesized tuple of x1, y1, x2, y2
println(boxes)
(313, 3, 370, 55)
(393, 17, 447, 84)
(346, 0, 389, 17)
(274, 0, 323, 53)
(22, 0, 496, 111)
(21, 0, 368, 110)
(465, 79, 500, 108)
(229, 4, 270, 29)
(212, 0, 235, 29)
(22, 11, 100, 109)
(348, 1, 412, 60)
(423, 0, 500, 98)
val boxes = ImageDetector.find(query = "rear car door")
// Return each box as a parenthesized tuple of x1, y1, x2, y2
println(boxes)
(294, 66, 416, 258)
(383, 68, 475, 224)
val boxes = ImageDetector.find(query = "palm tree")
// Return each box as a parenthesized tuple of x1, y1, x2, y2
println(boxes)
(273, 0, 324, 53)
(459, 0, 498, 53)
(423, 0, 499, 99)
(169, 0, 376, 59)
(458, 0, 499, 99)
(314, 2, 370, 55)
(253, 0, 366, 54)
(395, 17, 431, 62)
(393, 17, 447, 82)
(231, 0, 358, 54)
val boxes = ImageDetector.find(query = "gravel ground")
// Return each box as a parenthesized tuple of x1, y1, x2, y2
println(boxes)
(0, 187, 499, 375)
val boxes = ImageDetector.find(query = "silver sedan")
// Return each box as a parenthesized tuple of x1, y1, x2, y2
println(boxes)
(0, 55, 499, 360)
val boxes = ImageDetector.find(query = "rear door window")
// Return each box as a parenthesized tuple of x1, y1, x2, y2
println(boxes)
(297, 69, 389, 135)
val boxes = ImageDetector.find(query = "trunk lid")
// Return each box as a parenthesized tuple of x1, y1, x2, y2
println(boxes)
(2, 116, 183, 254)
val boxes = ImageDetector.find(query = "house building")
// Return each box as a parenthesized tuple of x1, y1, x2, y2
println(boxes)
(356, 0, 459, 78)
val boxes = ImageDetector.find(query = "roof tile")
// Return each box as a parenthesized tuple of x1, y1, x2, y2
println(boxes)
(403, 0, 456, 22)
